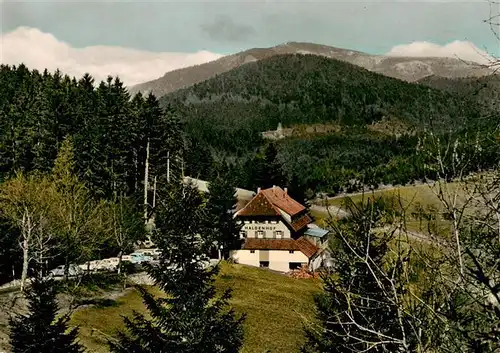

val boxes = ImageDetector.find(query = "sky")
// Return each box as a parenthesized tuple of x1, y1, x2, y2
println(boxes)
(0, 0, 498, 86)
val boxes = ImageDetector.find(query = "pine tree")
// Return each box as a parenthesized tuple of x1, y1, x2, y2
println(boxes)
(73, 73, 108, 197)
(9, 268, 85, 353)
(207, 162, 242, 259)
(252, 142, 286, 189)
(96, 76, 133, 198)
(109, 182, 245, 353)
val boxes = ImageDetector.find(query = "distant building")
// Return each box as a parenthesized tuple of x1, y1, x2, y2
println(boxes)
(230, 186, 331, 272)
(183, 176, 255, 210)
(261, 122, 286, 140)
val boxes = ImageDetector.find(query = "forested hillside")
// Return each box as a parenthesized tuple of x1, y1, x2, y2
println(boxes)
(129, 41, 491, 98)
(1, 58, 497, 201)
(418, 74, 500, 110)
(160, 54, 498, 194)
(0, 64, 187, 285)
(0, 64, 183, 197)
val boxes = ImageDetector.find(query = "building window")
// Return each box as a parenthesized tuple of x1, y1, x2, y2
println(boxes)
(275, 231, 283, 238)
(250, 250, 255, 254)
(289, 262, 303, 270)
(239, 231, 247, 239)
(260, 261, 269, 268)
(257, 231, 264, 238)
(289, 250, 295, 254)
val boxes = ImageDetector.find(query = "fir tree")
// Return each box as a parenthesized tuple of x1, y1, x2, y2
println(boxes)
(207, 161, 242, 259)
(254, 142, 286, 189)
(9, 268, 85, 353)
(109, 182, 245, 353)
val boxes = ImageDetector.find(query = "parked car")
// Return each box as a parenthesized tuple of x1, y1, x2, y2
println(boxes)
(78, 260, 100, 273)
(50, 264, 82, 277)
(135, 248, 161, 259)
(130, 252, 153, 264)
(100, 257, 120, 271)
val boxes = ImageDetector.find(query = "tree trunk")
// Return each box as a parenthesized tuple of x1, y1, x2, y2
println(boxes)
(144, 139, 150, 224)
(452, 211, 464, 275)
(64, 253, 70, 281)
(20, 211, 31, 292)
(38, 247, 44, 278)
(167, 151, 170, 183)
(152, 176, 157, 209)
(20, 238, 29, 292)
(117, 250, 123, 275)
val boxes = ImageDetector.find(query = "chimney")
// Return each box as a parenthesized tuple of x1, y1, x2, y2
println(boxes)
(272, 185, 276, 195)
(257, 187, 261, 193)
(284, 187, 288, 198)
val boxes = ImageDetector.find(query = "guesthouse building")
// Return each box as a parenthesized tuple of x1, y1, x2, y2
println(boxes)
(230, 186, 330, 272)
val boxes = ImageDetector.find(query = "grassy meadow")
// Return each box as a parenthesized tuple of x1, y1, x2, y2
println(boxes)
(71, 263, 321, 353)
(312, 182, 474, 237)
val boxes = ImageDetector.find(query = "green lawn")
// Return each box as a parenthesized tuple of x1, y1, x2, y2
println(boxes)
(320, 184, 450, 210)
(314, 183, 470, 238)
(309, 209, 329, 227)
(71, 263, 321, 353)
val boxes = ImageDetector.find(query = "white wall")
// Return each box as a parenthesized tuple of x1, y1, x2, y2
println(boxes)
(230, 249, 309, 272)
(278, 208, 292, 224)
(230, 249, 260, 268)
(310, 250, 334, 271)
(241, 220, 291, 239)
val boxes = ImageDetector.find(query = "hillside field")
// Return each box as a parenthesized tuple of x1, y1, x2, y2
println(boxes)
(312, 183, 471, 236)
(71, 263, 321, 353)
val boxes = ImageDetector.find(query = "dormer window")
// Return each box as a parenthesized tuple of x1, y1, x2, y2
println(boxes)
(257, 231, 264, 238)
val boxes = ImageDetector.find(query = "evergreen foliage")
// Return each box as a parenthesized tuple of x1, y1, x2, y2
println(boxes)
(207, 162, 243, 259)
(109, 182, 245, 353)
(8, 269, 85, 353)
(0, 65, 183, 200)
(158, 54, 499, 194)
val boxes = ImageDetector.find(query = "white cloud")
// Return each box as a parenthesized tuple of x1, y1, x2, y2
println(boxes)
(386, 40, 493, 65)
(0, 26, 224, 87)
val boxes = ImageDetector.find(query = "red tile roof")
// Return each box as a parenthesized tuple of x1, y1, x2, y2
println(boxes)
(236, 193, 280, 217)
(242, 239, 299, 252)
(295, 237, 320, 258)
(261, 187, 305, 216)
(241, 238, 319, 258)
(236, 186, 306, 218)
(291, 213, 313, 232)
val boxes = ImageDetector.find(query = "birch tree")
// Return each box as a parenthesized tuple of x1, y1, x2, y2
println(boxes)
(416, 131, 483, 274)
(302, 198, 446, 353)
(107, 195, 145, 274)
(0, 172, 58, 290)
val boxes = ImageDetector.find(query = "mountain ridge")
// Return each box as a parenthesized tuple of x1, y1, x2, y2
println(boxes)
(128, 41, 492, 98)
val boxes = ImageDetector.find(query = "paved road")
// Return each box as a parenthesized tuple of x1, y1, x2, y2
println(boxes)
(310, 204, 350, 219)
